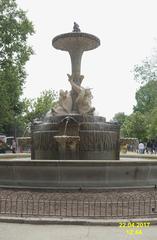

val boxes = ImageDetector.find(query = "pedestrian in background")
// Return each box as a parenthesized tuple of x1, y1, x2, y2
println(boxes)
(11, 139, 16, 153)
(138, 142, 145, 154)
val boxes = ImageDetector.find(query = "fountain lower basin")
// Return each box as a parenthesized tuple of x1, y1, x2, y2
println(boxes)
(0, 159, 157, 189)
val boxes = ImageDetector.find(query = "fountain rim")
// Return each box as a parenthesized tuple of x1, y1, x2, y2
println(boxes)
(52, 32, 100, 51)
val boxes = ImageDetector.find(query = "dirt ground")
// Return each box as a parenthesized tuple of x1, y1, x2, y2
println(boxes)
(0, 187, 156, 219)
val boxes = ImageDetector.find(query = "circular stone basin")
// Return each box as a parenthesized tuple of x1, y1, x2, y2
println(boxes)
(52, 32, 100, 51)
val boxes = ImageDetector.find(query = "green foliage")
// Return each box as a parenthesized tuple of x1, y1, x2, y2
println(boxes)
(134, 60, 157, 84)
(112, 112, 127, 126)
(21, 90, 57, 135)
(0, 0, 34, 134)
(130, 57, 157, 140)
(121, 112, 147, 141)
(134, 80, 157, 113)
(132, 80, 157, 140)
(145, 108, 157, 140)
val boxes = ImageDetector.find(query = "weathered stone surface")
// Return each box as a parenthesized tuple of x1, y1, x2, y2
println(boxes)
(31, 25, 120, 160)
(0, 160, 157, 188)
(31, 115, 120, 160)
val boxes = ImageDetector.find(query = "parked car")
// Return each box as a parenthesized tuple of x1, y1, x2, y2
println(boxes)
(6, 136, 14, 149)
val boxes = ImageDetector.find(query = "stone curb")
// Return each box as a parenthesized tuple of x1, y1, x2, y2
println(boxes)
(121, 154, 157, 159)
(0, 217, 157, 226)
(0, 153, 30, 159)
(0, 153, 157, 160)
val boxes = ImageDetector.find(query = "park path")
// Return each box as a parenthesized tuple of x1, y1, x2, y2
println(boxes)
(0, 222, 156, 240)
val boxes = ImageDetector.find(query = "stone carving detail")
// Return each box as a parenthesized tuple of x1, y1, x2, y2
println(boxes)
(51, 74, 95, 115)
(67, 74, 95, 115)
(52, 89, 72, 115)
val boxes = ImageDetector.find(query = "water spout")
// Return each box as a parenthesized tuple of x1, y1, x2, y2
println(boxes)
(60, 116, 78, 135)
(60, 116, 78, 124)
(64, 118, 69, 135)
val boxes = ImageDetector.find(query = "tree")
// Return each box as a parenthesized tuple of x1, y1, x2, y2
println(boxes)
(121, 112, 147, 141)
(133, 78, 157, 140)
(20, 90, 57, 135)
(0, 0, 34, 135)
(133, 57, 157, 140)
(146, 108, 157, 139)
(134, 80, 157, 113)
(112, 112, 127, 126)
(134, 59, 157, 84)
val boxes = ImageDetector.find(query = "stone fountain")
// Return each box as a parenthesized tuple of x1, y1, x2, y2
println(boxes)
(1, 24, 157, 190)
(31, 23, 120, 160)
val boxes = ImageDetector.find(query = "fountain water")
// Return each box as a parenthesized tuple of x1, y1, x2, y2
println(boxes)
(63, 117, 69, 135)
(54, 116, 80, 160)
(31, 23, 120, 160)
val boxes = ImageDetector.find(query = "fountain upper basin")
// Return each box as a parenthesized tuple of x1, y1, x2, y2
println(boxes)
(52, 32, 100, 51)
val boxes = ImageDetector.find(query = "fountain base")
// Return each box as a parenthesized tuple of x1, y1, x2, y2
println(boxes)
(31, 114, 120, 160)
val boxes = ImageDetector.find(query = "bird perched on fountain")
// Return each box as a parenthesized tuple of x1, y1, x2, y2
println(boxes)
(72, 22, 81, 32)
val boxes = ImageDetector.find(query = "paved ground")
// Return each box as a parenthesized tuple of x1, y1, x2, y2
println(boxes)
(0, 222, 156, 240)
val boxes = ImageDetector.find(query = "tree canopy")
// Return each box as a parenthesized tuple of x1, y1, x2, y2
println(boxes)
(120, 56, 157, 141)
(12, 90, 57, 137)
(121, 112, 147, 140)
(22, 89, 57, 125)
(0, 0, 34, 135)
(134, 59, 157, 84)
(112, 112, 127, 126)
(134, 80, 157, 114)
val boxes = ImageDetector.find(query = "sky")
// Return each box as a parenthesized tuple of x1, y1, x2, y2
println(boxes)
(16, 0, 157, 121)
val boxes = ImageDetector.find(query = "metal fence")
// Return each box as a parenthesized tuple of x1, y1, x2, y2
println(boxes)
(0, 192, 157, 219)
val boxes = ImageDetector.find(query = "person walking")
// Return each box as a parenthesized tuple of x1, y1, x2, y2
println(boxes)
(138, 142, 145, 154)
(11, 139, 16, 153)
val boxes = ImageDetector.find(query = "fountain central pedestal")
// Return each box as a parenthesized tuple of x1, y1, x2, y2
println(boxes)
(52, 25, 100, 112)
